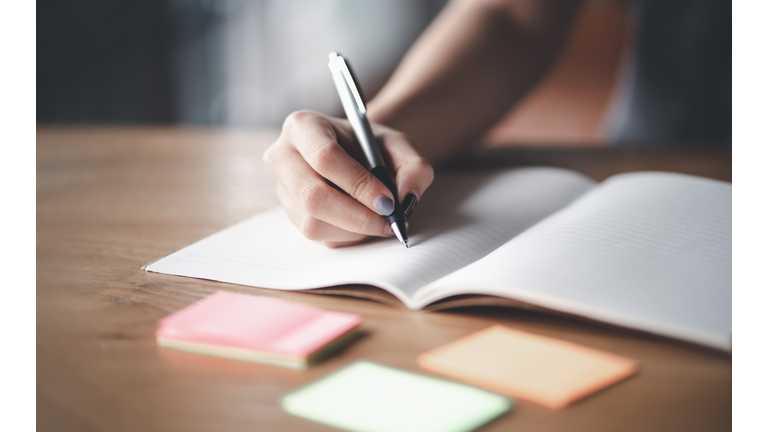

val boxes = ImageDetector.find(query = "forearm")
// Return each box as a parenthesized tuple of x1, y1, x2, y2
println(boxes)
(367, 0, 582, 164)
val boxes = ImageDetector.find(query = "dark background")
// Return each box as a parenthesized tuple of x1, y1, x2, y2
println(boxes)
(36, 0, 446, 126)
(38, 0, 221, 124)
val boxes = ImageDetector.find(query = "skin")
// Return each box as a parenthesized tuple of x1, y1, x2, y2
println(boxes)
(263, 0, 583, 247)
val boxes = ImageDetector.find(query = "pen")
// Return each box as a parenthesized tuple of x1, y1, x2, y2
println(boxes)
(328, 52, 409, 248)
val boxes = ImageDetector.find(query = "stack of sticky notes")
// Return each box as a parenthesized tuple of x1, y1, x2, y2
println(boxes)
(156, 291, 361, 370)
(417, 325, 639, 409)
(281, 360, 512, 432)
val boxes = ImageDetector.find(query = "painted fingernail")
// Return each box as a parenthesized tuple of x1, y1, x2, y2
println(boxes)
(374, 195, 395, 216)
(402, 193, 418, 219)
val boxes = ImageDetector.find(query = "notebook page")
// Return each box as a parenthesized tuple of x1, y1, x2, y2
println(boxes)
(422, 172, 731, 350)
(146, 168, 595, 306)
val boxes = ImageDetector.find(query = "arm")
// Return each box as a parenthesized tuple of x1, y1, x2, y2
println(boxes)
(264, 0, 582, 247)
(368, 0, 582, 163)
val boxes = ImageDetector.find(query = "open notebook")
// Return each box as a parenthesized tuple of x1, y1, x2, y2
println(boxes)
(145, 167, 732, 351)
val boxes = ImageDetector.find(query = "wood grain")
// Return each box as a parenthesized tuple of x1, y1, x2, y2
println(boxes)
(37, 126, 731, 432)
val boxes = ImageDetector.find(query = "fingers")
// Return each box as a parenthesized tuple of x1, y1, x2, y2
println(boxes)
(267, 143, 394, 240)
(276, 181, 392, 242)
(376, 128, 435, 219)
(285, 111, 397, 217)
(264, 110, 433, 247)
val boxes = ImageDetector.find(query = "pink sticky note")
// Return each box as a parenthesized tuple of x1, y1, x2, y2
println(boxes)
(418, 325, 639, 409)
(157, 291, 361, 368)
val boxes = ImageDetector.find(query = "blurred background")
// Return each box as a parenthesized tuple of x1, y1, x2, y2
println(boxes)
(37, 0, 639, 145)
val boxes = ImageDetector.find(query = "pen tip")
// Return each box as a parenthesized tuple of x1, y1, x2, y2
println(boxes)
(404, 240, 409, 249)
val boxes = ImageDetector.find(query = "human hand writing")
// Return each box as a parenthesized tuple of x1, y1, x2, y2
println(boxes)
(263, 110, 434, 248)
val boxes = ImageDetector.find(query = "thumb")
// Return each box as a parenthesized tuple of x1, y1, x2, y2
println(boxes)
(377, 129, 434, 219)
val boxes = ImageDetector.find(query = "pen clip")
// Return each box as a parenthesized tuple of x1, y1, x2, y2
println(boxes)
(329, 52, 367, 115)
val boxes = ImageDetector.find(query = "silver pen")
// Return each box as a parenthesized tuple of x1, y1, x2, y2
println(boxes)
(328, 52, 408, 248)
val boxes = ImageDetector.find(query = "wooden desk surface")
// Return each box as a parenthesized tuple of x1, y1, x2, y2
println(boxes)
(37, 126, 731, 432)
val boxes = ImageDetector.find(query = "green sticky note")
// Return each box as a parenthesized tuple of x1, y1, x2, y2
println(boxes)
(280, 360, 513, 432)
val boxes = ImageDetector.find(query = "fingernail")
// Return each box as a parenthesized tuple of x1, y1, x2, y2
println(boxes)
(402, 193, 418, 219)
(374, 195, 395, 216)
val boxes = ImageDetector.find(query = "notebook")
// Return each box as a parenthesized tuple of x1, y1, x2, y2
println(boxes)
(156, 291, 361, 370)
(280, 360, 512, 432)
(417, 325, 639, 409)
(145, 167, 732, 351)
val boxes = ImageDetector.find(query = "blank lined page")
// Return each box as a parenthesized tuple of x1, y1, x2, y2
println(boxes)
(146, 168, 595, 306)
(425, 172, 731, 350)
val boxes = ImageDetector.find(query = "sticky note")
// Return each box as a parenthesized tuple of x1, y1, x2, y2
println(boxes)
(280, 360, 512, 432)
(417, 325, 639, 409)
(156, 291, 361, 370)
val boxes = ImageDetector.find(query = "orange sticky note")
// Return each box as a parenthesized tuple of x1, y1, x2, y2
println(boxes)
(417, 325, 639, 409)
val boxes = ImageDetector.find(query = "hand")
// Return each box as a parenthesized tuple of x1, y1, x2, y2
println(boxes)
(264, 110, 434, 248)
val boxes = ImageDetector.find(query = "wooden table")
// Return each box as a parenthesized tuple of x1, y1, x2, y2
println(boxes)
(37, 126, 731, 432)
